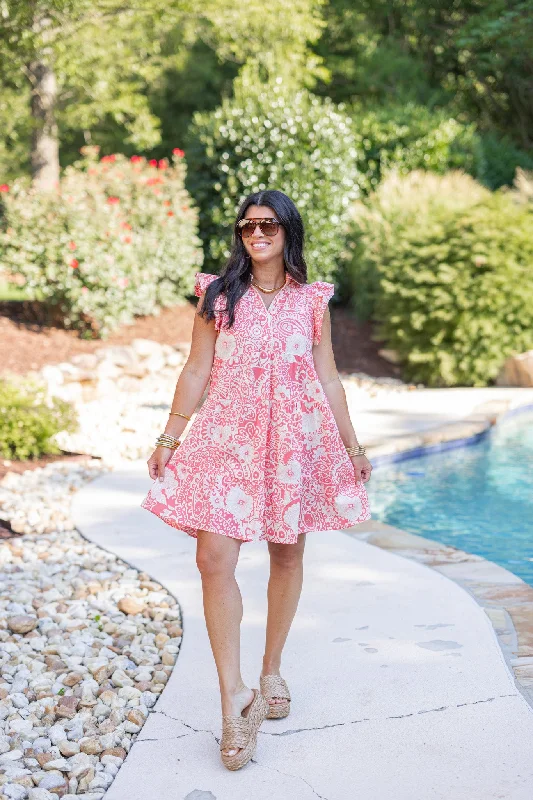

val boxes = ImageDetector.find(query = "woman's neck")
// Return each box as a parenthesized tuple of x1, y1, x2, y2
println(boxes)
(250, 262, 286, 288)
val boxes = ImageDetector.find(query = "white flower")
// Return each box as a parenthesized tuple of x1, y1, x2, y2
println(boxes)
(210, 424, 233, 446)
(225, 486, 253, 520)
(246, 520, 263, 539)
(210, 493, 225, 510)
(282, 333, 307, 362)
(302, 408, 323, 434)
(283, 501, 301, 533)
(215, 330, 237, 360)
(304, 380, 324, 401)
(277, 460, 301, 484)
(274, 385, 290, 401)
(334, 493, 363, 522)
(149, 471, 179, 503)
(238, 443, 254, 464)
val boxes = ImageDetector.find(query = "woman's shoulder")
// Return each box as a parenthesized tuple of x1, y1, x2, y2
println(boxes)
(307, 280, 335, 299)
(194, 272, 220, 297)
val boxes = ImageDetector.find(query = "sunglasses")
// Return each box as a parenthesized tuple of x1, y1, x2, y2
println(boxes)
(236, 217, 281, 238)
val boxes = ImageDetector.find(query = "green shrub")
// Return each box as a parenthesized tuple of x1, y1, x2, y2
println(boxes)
(479, 133, 533, 190)
(344, 170, 533, 387)
(0, 377, 78, 460)
(0, 148, 203, 338)
(185, 85, 360, 282)
(349, 103, 485, 195)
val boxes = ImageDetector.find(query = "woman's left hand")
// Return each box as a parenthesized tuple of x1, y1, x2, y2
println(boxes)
(349, 454, 372, 483)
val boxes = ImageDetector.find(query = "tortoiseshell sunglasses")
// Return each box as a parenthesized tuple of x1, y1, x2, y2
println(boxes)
(236, 217, 281, 238)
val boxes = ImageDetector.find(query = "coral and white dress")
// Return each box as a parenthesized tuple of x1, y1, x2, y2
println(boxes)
(140, 271, 370, 544)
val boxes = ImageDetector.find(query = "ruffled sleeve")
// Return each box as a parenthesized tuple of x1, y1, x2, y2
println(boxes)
(311, 281, 335, 345)
(194, 272, 219, 297)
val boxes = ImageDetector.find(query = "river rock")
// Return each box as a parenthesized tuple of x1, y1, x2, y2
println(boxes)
(7, 616, 38, 634)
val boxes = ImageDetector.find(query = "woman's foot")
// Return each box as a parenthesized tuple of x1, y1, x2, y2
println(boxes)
(260, 668, 286, 710)
(221, 683, 255, 757)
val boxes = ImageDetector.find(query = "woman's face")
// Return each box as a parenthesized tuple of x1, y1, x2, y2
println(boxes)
(240, 205, 286, 265)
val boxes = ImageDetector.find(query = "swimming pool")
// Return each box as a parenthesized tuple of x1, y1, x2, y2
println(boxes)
(367, 408, 533, 586)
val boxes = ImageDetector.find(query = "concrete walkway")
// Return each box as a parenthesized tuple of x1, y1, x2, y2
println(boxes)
(72, 462, 533, 800)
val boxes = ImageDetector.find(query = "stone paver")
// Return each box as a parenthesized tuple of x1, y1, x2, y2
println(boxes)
(72, 463, 533, 800)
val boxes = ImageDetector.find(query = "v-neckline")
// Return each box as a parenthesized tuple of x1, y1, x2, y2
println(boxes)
(249, 276, 291, 315)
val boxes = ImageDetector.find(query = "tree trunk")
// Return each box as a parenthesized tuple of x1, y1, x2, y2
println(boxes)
(29, 59, 59, 191)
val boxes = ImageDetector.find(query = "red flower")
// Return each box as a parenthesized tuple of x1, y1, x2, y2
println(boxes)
(70, 259, 79, 269)
(167, 211, 174, 217)
(107, 196, 119, 204)
(101, 154, 116, 163)
(173, 148, 185, 158)
(124, 236, 132, 244)
(149, 159, 158, 167)
(68, 241, 77, 251)
(130, 155, 142, 163)
(158, 159, 168, 169)
(163, 200, 171, 207)
(0, 184, 9, 192)
(121, 222, 132, 230)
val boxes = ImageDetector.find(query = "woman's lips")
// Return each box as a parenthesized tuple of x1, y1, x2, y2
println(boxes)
(250, 241, 270, 250)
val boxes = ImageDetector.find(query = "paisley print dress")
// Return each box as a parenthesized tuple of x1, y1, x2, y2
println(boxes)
(140, 271, 371, 544)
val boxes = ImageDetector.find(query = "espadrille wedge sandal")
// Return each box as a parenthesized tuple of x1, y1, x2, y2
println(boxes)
(220, 688, 269, 771)
(260, 674, 291, 719)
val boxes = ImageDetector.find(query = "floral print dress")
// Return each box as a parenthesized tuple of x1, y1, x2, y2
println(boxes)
(140, 271, 371, 544)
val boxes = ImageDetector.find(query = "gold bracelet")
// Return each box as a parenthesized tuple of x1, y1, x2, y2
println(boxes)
(168, 411, 191, 421)
(346, 444, 366, 456)
(155, 434, 181, 449)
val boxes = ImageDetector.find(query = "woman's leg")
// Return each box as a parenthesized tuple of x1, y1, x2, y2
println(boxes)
(195, 529, 252, 757)
(261, 533, 306, 708)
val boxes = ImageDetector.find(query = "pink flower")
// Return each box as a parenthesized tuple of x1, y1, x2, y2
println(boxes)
(81, 287, 88, 294)
(173, 148, 185, 158)
(107, 196, 119, 204)
(158, 159, 168, 169)
(68, 241, 77, 251)
(130, 155, 142, 163)
(101, 154, 116, 163)
(0, 184, 9, 192)
(149, 159, 158, 167)
(70, 259, 79, 269)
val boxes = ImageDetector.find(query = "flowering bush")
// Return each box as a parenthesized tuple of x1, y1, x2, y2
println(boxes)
(0, 148, 203, 337)
(344, 170, 533, 387)
(0, 376, 78, 460)
(186, 87, 360, 282)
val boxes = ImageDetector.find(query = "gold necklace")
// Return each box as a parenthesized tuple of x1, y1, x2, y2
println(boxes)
(251, 274, 288, 293)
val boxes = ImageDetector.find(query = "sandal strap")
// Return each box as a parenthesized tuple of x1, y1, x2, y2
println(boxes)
(220, 715, 249, 750)
(260, 674, 291, 702)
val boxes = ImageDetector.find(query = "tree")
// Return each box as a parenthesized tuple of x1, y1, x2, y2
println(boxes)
(0, 1, 325, 187)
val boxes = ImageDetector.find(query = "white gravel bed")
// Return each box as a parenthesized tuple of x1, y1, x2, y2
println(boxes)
(0, 463, 110, 537)
(0, 464, 183, 800)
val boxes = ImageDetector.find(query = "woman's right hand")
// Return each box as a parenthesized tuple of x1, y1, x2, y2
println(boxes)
(147, 446, 175, 482)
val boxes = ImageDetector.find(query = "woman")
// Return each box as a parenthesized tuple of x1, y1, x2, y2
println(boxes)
(141, 189, 372, 771)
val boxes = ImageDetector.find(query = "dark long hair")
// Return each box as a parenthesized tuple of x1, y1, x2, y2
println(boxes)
(197, 190, 308, 330)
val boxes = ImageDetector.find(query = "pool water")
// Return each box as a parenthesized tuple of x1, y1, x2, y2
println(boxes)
(367, 409, 533, 586)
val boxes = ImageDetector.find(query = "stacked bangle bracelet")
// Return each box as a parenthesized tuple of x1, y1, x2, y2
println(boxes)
(346, 444, 366, 457)
(155, 433, 181, 450)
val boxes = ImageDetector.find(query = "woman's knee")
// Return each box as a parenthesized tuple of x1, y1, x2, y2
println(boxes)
(268, 537, 305, 570)
(195, 530, 240, 578)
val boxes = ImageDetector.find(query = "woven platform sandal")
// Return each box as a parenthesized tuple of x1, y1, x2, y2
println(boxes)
(260, 674, 291, 719)
(220, 688, 269, 771)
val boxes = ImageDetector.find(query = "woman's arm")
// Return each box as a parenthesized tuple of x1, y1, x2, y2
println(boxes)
(147, 291, 217, 480)
(312, 306, 372, 483)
